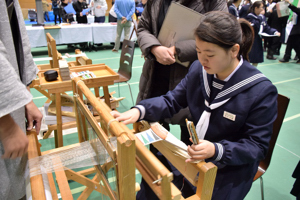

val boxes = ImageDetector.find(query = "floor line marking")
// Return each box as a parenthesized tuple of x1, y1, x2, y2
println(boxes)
(276, 144, 300, 159)
(273, 77, 300, 85)
(283, 113, 300, 123)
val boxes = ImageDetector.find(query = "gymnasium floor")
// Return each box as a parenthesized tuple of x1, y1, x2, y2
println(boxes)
(30, 43, 300, 199)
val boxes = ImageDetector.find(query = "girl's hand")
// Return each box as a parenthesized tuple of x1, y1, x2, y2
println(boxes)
(110, 108, 140, 125)
(186, 139, 215, 163)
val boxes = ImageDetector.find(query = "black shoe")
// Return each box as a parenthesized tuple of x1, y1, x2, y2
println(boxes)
(294, 55, 299, 60)
(266, 55, 277, 60)
(279, 58, 289, 63)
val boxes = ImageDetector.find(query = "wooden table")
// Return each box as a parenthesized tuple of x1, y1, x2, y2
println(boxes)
(38, 65, 119, 147)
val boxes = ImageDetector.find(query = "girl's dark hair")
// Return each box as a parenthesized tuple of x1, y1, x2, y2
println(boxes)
(248, 1, 263, 14)
(194, 11, 254, 61)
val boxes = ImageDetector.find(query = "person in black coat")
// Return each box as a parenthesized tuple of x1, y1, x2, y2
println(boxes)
(279, 0, 300, 63)
(266, 0, 289, 59)
(73, 0, 89, 24)
(246, 1, 280, 66)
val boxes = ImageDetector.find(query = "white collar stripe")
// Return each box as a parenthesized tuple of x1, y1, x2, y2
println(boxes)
(216, 73, 265, 99)
(203, 68, 211, 97)
(213, 81, 224, 90)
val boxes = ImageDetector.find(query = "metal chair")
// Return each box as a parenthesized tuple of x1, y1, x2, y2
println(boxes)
(114, 39, 135, 105)
(253, 93, 290, 200)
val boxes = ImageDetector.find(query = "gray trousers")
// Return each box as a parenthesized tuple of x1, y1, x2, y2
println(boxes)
(113, 20, 132, 50)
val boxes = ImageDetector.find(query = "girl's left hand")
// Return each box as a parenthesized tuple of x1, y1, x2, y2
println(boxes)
(186, 139, 215, 162)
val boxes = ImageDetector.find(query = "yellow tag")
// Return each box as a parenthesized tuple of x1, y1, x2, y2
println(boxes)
(223, 111, 236, 121)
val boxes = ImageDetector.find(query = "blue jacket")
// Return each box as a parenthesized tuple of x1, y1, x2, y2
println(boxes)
(114, 0, 135, 21)
(138, 60, 278, 199)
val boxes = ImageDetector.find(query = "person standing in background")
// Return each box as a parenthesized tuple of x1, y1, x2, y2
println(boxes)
(52, 0, 61, 24)
(279, 0, 300, 63)
(246, 1, 280, 66)
(265, 0, 288, 60)
(228, 0, 242, 18)
(112, 0, 135, 52)
(109, 0, 117, 22)
(90, 0, 107, 23)
(1, 0, 43, 199)
(73, 0, 89, 24)
(239, 0, 252, 19)
(42, 0, 50, 21)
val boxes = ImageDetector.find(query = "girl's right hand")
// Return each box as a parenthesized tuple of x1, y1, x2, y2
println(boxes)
(111, 108, 140, 125)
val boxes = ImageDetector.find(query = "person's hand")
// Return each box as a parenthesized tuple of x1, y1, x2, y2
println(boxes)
(121, 16, 127, 24)
(275, 32, 281, 36)
(151, 46, 176, 65)
(168, 46, 176, 56)
(25, 101, 43, 134)
(96, 5, 101, 9)
(186, 139, 215, 163)
(110, 108, 140, 125)
(0, 115, 28, 159)
(80, 12, 83, 16)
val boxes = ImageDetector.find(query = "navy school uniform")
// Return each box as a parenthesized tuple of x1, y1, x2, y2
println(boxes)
(246, 13, 277, 63)
(136, 59, 278, 200)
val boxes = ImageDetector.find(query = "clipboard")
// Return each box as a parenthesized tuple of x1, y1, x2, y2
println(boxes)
(64, 3, 76, 14)
(158, 2, 205, 67)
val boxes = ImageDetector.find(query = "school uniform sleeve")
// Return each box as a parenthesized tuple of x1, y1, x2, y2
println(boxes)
(228, 6, 236, 16)
(246, 14, 262, 32)
(137, 62, 194, 121)
(208, 82, 277, 166)
(260, 14, 278, 35)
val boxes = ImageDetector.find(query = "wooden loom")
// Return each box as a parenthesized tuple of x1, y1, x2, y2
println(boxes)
(27, 77, 217, 200)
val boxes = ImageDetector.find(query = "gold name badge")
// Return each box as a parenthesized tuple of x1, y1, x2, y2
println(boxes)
(223, 111, 236, 121)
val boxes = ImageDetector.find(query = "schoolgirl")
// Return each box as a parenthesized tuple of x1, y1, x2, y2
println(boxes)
(112, 11, 278, 200)
(246, 1, 280, 66)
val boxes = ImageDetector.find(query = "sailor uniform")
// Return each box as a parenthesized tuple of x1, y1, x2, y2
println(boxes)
(137, 59, 278, 199)
(246, 13, 277, 63)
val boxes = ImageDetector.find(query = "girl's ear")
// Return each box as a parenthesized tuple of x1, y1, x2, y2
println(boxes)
(230, 44, 240, 58)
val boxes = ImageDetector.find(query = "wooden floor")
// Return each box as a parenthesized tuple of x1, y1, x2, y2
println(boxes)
(31, 43, 300, 200)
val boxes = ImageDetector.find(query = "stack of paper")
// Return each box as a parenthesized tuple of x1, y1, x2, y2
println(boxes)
(59, 60, 71, 81)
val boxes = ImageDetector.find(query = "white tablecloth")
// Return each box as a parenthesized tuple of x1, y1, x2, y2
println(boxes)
(26, 22, 137, 48)
(92, 23, 137, 44)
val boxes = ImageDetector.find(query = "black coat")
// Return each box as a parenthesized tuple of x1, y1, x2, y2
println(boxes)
(267, 4, 288, 33)
(289, 4, 300, 36)
(73, 1, 88, 23)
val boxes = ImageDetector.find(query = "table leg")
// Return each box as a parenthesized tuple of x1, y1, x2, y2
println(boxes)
(103, 86, 111, 108)
(55, 93, 63, 147)
(94, 87, 100, 98)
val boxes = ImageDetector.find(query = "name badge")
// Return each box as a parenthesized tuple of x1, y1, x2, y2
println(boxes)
(223, 111, 236, 121)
